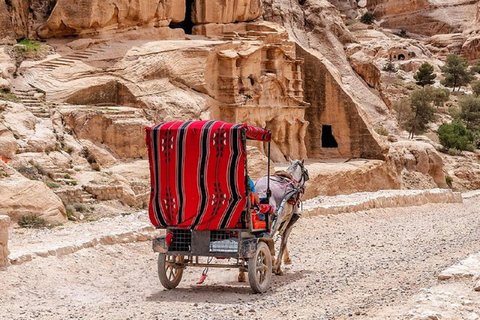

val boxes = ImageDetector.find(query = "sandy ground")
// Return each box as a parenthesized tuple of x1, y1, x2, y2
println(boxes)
(2, 197, 480, 319)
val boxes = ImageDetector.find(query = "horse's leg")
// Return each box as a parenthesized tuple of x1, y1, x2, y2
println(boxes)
(283, 246, 291, 265)
(277, 212, 300, 271)
(275, 224, 293, 275)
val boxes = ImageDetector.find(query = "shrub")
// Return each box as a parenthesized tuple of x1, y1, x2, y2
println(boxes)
(437, 119, 475, 152)
(382, 61, 397, 73)
(0, 91, 20, 102)
(18, 215, 47, 228)
(445, 175, 453, 188)
(360, 12, 375, 24)
(459, 95, 480, 131)
(46, 182, 60, 188)
(17, 38, 41, 52)
(471, 79, 480, 97)
(375, 126, 389, 136)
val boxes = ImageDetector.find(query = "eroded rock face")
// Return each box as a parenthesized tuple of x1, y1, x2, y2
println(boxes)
(0, 0, 263, 39)
(0, 48, 15, 91)
(39, 0, 185, 37)
(367, 0, 480, 41)
(390, 141, 446, 189)
(193, 0, 262, 24)
(61, 108, 149, 159)
(0, 161, 66, 224)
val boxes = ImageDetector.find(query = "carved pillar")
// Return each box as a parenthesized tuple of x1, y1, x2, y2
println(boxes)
(217, 53, 239, 103)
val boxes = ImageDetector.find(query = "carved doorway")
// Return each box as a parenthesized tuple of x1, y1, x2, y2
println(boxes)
(321, 125, 338, 148)
(170, 0, 194, 34)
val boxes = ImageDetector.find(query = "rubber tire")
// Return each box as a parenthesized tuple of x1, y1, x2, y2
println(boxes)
(158, 253, 184, 289)
(248, 242, 272, 293)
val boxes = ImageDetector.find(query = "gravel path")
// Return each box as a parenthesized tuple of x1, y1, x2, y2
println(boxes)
(2, 197, 480, 319)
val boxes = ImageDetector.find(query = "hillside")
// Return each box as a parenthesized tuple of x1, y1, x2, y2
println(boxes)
(0, 0, 479, 225)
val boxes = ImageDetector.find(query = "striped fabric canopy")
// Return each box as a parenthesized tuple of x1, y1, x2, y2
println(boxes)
(145, 120, 271, 230)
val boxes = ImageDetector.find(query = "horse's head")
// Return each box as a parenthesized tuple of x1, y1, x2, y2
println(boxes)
(286, 159, 309, 185)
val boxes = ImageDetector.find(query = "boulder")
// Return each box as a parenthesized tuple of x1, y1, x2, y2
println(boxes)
(0, 162, 66, 224)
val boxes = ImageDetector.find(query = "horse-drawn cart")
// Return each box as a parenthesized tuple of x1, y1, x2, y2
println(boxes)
(145, 120, 307, 293)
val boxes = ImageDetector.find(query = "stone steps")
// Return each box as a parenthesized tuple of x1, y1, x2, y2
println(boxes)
(11, 85, 49, 118)
(34, 45, 107, 72)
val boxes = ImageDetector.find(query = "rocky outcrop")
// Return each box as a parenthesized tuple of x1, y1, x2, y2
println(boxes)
(303, 160, 400, 198)
(348, 50, 381, 90)
(264, 0, 391, 161)
(61, 107, 149, 160)
(303, 188, 462, 217)
(367, 0, 478, 36)
(297, 45, 386, 160)
(0, 48, 15, 91)
(0, 122, 18, 159)
(193, 0, 262, 24)
(0, 161, 66, 224)
(38, 0, 185, 38)
(390, 141, 447, 189)
(0, 215, 9, 268)
(0, 0, 263, 39)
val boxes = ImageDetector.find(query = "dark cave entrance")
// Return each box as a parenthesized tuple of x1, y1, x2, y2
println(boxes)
(169, 0, 194, 34)
(321, 125, 338, 148)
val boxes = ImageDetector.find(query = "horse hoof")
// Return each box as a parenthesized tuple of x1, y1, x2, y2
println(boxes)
(238, 275, 246, 282)
(275, 270, 284, 276)
(284, 259, 292, 265)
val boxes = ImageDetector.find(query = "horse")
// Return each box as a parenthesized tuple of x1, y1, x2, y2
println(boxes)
(238, 159, 309, 281)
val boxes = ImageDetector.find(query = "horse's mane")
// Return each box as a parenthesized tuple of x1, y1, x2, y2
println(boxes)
(274, 170, 293, 180)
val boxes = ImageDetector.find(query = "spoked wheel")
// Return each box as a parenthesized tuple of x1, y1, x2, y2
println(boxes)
(248, 242, 272, 293)
(158, 253, 184, 289)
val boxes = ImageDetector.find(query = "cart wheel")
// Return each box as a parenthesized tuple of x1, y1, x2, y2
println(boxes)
(158, 253, 184, 289)
(248, 242, 272, 293)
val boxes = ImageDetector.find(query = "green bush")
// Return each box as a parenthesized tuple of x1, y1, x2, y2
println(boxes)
(437, 119, 475, 152)
(360, 12, 375, 24)
(17, 38, 41, 52)
(46, 182, 60, 188)
(445, 175, 453, 188)
(382, 61, 397, 73)
(18, 215, 47, 228)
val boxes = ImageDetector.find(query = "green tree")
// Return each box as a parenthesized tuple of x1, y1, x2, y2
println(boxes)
(405, 87, 436, 138)
(459, 95, 480, 131)
(470, 61, 480, 74)
(414, 63, 436, 87)
(440, 54, 474, 91)
(437, 119, 475, 151)
(429, 87, 450, 107)
(471, 79, 480, 97)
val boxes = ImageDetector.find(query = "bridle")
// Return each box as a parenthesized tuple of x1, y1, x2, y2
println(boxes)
(296, 161, 309, 187)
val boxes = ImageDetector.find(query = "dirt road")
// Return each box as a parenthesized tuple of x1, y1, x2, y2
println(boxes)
(2, 197, 480, 319)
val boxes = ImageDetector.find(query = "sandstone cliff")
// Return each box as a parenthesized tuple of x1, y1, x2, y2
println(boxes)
(0, 0, 477, 223)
